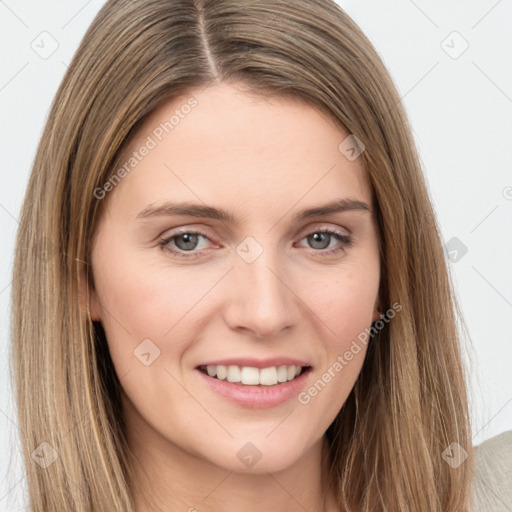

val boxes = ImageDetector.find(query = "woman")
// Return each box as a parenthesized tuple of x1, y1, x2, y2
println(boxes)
(11, 0, 475, 510)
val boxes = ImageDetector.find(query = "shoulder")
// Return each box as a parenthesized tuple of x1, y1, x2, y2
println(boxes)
(473, 430, 512, 512)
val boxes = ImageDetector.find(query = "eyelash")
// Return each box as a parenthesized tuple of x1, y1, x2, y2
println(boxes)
(157, 228, 352, 259)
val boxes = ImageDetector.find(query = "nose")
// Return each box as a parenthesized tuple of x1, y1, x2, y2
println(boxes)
(222, 245, 299, 339)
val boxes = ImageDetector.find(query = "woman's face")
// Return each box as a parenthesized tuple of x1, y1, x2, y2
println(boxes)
(88, 82, 381, 474)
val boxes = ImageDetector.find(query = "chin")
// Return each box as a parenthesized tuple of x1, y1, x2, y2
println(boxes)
(198, 432, 317, 475)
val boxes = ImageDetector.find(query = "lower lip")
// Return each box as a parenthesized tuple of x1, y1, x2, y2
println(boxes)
(195, 368, 311, 409)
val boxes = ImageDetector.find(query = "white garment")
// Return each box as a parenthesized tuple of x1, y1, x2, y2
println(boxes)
(473, 430, 512, 511)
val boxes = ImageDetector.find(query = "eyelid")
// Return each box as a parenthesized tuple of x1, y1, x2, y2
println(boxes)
(159, 220, 350, 240)
(296, 221, 351, 237)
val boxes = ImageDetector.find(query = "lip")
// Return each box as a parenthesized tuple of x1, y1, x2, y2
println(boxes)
(196, 357, 311, 369)
(195, 366, 312, 409)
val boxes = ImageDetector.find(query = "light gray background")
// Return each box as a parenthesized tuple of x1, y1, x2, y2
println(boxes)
(1, 1, 511, 509)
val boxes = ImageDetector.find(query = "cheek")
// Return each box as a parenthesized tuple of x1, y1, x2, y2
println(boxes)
(91, 256, 215, 427)
(300, 261, 378, 384)
(295, 269, 378, 421)
(309, 264, 379, 343)
(91, 247, 214, 372)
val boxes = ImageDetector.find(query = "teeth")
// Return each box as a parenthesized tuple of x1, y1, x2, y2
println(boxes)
(259, 367, 277, 386)
(216, 365, 227, 380)
(227, 365, 241, 382)
(241, 366, 260, 385)
(277, 365, 288, 383)
(203, 364, 305, 385)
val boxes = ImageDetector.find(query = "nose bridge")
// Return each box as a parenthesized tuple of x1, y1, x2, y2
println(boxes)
(225, 235, 296, 337)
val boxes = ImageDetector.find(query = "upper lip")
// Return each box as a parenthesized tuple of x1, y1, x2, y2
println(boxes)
(197, 357, 312, 369)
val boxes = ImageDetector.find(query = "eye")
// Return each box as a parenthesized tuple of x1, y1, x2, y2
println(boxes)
(158, 230, 213, 259)
(296, 228, 352, 256)
(158, 227, 352, 259)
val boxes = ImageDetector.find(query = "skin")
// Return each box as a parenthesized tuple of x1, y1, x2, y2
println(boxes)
(84, 81, 381, 512)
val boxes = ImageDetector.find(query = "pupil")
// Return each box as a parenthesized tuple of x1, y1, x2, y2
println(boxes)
(176, 233, 198, 250)
(309, 232, 329, 250)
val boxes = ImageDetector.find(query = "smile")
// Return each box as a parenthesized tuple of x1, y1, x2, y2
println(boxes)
(195, 364, 312, 409)
(197, 364, 308, 386)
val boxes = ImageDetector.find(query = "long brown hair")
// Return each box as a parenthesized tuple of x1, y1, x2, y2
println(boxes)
(11, 0, 474, 510)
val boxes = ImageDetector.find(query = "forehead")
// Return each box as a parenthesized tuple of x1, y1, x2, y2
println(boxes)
(105, 82, 372, 219)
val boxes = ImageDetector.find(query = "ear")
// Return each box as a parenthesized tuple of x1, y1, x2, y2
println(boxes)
(77, 266, 102, 321)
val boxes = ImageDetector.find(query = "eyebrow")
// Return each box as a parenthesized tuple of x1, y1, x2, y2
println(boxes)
(135, 198, 371, 223)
